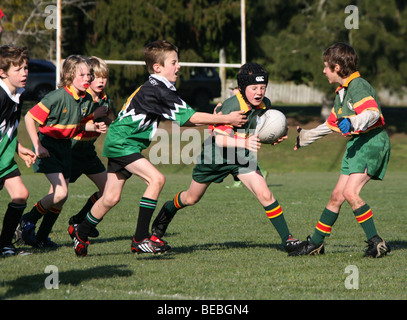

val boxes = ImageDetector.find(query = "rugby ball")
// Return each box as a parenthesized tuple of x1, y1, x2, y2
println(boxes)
(255, 109, 287, 144)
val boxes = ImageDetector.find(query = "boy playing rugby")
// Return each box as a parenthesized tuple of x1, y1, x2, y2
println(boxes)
(290, 43, 391, 258)
(69, 40, 247, 256)
(20, 55, 106, 248)
(151, 62, 302, 253)
(68, 56, 113, 237)
(0, 45, 36, 256)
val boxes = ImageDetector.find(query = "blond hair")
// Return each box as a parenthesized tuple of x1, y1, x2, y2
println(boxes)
(144, 40, 178, 74)
(88, 56, 109, 78)
(58, 55, 92, 88)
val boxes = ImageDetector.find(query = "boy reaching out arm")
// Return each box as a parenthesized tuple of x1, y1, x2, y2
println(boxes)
(69, 40, 246, 256)
(291, 43, 390, 258)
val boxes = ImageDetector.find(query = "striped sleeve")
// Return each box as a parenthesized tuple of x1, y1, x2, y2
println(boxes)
(350, 94, 385, 134)
(26, 102, 50, 125)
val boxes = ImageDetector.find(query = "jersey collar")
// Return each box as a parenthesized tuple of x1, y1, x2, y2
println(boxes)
(86, 88, 107, 102)
(335, 71, 360, 93)
(150, 74, 176, 91)
(236, 92, 266, 113)
(0, 78, 24, 103)
(65, 85, 87, 100)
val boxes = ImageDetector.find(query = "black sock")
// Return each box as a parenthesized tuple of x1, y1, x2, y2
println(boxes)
(71, 192, 100, 223)
(134, 197, 157, 241)
(36, 207, 61, 242)
(0, 202, 26, 247)
(78, 211, 102, 242)
(24, 201, 47, 223)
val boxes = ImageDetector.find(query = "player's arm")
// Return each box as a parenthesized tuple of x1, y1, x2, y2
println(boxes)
(94, 106, 113, 126)
(350, 110, 380, 131)
(24, 112, 50, 158)
(294, 122, 333, 150)
(214, 131, 261, 152)
(337, 110, 380, 135)
(184, 110, 247, 127)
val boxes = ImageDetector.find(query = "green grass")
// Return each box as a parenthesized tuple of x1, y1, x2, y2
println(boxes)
(2, 111, 407, 301)
(1, 172, 406, 300)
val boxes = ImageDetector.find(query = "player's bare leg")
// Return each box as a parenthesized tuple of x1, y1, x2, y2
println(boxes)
(180, 180, 211, 206)
(152, 180, 211, 238)
(238, 170, 302, 252)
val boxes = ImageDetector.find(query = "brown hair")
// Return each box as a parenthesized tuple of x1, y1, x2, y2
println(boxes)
(323, 42, 358, 78)
(0, 45, 29, 75)
(144, 40, 178, 74)
(58, 55, 92, 88)
(88, 56, 109, 78)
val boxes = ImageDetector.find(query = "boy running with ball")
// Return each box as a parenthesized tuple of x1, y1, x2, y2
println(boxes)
(152, 62, 302, 253)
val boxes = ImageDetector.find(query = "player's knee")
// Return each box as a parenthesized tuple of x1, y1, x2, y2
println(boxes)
(342, 188, 357, 203)
(151, 172, 166, 190)
(13, 188, 30, 203)
(103, 193, 121, 209)
(184, 194, 201, 206)
(330, 189, 345, 205)
(256, 189, 273, 204)
(53, 189, 68, 205)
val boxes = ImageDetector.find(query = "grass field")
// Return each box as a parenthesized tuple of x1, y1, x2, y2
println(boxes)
(1, 110, 407, 303)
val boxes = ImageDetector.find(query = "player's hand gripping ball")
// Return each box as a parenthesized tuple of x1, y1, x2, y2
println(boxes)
(255, 109, 287, 144)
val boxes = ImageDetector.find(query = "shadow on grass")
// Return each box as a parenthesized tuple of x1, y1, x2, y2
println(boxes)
(16, 235, 133, 253)
(171, 241, 284, 254)
(0, 264, 132, 299)
(388, 240, 407, 251)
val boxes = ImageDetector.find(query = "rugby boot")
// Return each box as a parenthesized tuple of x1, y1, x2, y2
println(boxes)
(131, 235, 171, 254)
(151, 201, 174, 238)
(19, 218, 38, 247)
(1, 244, 17, 257)
(68, 224, 89, 257)
(363, 235, 391, 258)
(284, 235, 304, 253)
(288, 236, 325, 256)
(68, 216, 99, 238)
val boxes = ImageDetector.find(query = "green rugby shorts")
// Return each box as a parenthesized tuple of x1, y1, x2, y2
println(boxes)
(341, 128, 390, 180)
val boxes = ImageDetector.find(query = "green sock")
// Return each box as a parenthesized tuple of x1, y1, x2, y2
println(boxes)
(164, 191, 186, 219)
(353, 204, 377, 240)
(310, 208, 339, 245)
(264, 200, 290, 243)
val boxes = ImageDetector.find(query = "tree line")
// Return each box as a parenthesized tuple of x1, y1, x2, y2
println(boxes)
(1, 0, 406, 106)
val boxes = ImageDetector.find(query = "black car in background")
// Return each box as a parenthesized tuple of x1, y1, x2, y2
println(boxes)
(22, 60, 222, 112)
(23, 59, 56, 101)
(177, 67, 221, 112)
